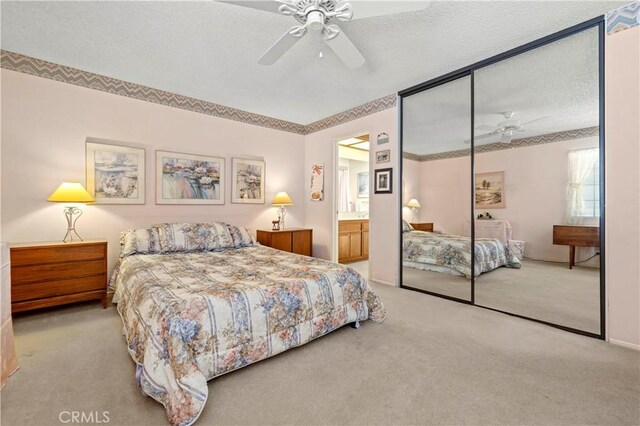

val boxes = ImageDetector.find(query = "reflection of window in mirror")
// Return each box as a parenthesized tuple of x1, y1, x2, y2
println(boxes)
(566, 148, 599, 224)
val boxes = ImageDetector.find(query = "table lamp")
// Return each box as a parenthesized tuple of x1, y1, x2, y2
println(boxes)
(406, 198, 421, 222)
(47, 182, 95, 243)
(272, 192, 294, 230)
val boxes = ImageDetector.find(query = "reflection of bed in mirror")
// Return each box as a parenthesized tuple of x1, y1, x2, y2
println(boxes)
(402, 221, 521, 279)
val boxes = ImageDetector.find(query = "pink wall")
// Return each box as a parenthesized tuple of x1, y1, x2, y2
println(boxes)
(304, 107, 399, 285)
(1, 70, 306, 269)
(605, 25, 640, 350)
(408, 137, 599, 261)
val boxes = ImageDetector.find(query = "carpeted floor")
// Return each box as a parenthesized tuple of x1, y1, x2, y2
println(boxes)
(403, 259, 600, 333)
(2, 283, 638, 426)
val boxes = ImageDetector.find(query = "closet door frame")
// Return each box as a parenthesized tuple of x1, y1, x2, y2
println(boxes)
(398, 15, 606, 339)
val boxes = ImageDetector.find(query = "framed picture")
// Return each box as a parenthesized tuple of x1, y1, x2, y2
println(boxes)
(357, 172, 369, 198)
(232, 158, 265, 204)
(310, 163, 324, 201)
(156, 151, 225, 205)
(374, 168, 393, 194)
(86, 141, 145, 204)
(475, 171, 505, 208)
(376, 150, 390, 164)
(377, 132, 389, 145)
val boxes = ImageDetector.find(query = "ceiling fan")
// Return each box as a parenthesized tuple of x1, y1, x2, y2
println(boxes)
(465, 112, 549, 144)
(221, 0, 429, 68)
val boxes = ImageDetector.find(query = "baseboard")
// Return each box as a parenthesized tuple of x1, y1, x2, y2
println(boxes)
(609, 338, 640, 351)
(369, 278, 396, 286)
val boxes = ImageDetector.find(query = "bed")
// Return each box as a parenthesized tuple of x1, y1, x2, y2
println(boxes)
(402, 221, 520, 278)
(110, 222, 386, 426)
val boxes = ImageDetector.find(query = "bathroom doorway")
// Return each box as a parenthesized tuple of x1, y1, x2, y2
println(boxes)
(336, 133, 370, 278)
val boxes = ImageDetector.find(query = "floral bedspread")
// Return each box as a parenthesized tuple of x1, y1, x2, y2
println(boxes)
(403, 231, 520, 277)
(110, 245, 386, 426)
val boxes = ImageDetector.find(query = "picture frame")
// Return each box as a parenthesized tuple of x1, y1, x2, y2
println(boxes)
(231, 158, 266, 204)
(374, 168, 393, 194)
(86, 140, 145, 204)
(156, 150, 225, 205)
(377, 132, 389, 145)
(310, 163, 324, 201)
(475, 171, 505, 209)
(376, 149, 390, 164)
(357, 172, 369, 198)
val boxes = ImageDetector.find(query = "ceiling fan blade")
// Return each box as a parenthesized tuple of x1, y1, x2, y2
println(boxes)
(501, 133, 514, 143)
(344, 1, 430, 20)
(217, 1, 283, 14)
(324, 29, 365, 69)
(258, 29, 302, 65)
(464, 132, 496, 144)
(475, 124, 497, 131)
(520, 115, 550, 127)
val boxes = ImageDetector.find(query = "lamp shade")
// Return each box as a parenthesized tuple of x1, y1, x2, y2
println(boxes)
(47, 182, 95, 203)
(406, 199, 421, 208)
(272, 192, 294, 206)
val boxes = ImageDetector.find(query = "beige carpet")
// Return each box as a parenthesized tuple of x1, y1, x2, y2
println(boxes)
(2, 283, 638, 426)
(403, 259, 600, 333)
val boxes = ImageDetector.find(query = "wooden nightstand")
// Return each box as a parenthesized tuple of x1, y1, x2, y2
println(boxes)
(10, 240, 108, 313)
(256, 228, 312, 256)
(410, 223, 434, 232)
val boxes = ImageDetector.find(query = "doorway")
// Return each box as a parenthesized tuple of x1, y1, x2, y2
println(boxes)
(336, 133, 370, 278)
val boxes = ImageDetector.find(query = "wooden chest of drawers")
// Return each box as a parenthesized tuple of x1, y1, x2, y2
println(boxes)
(256, 229, 313, 256)
(410, 222, 434, 232)
(10, 240, 108, 313)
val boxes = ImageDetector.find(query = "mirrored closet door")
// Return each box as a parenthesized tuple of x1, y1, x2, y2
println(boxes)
(400, 18, 604, 338)
(401, 75, 472, 302)
(473, 26, 601, 334)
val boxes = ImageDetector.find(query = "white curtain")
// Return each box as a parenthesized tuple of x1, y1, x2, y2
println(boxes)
(338, 168, 350, 212)
(565, 148, 598, 225)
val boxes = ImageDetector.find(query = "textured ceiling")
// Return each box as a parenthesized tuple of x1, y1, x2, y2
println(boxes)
(0, 1, 622, 125)
(403, 26, 600, 155)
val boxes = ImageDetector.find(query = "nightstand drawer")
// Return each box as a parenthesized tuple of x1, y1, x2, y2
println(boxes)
(12, 275, 105, 302)
(11, 260, 105, 286)
(11, 244, 105, 267)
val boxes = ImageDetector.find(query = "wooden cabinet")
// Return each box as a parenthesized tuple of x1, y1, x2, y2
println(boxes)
(553, 225, 600, 269)
(10, 240, 108, 313)
(256, 228, 312, 256)
(338, 220, 369, 263)
(411, 222, 434, 232)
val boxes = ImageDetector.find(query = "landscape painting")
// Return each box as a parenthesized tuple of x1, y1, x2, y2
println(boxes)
(232, 158, 265, 204)
(86, 141, 145, 204)
(156, 151, 225, 204)
(475, 171, 505, 208)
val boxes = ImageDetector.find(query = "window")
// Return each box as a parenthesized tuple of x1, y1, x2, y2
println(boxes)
(579, 160, 600, 217)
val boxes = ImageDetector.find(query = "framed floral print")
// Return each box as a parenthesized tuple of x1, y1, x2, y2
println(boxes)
(86, 140, 145, 204)
(156, 151, 225, 204)
(231, 158, 265, 204)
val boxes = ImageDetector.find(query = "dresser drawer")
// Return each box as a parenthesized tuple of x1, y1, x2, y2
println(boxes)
(12, 275, 105, 302)
(339, 221, 362, 233)
(11, 244, 105, 267)
(11, 259, 105, 286)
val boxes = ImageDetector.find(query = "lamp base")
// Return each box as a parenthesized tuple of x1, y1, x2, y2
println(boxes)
(277, 206, 288, 230)
(63, 206, 84, 243)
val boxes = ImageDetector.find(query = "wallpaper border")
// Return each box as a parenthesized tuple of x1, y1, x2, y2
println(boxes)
(403, 126, 600, 162)
(0, 50, 396, 136)
(606, 1, 640, 35)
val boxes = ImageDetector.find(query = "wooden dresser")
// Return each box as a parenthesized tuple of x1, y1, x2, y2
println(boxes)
(338, 219, 369, 263)
(10, 240, 108, 313)
(256, 228, 312, 256)
(552, 225, 600, 269)
(410, 222, 434, 232)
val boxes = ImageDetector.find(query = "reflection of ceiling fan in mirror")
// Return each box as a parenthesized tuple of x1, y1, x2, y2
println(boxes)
(465, 112, 549, 144)
(220, 0, 429, 68)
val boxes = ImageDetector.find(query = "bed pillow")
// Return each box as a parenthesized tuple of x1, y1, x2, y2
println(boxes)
(120, 228, 161, 257)
(227, 225, 256, 247)
(402, 220, 415, 233)
(155, 222, 235, 253)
